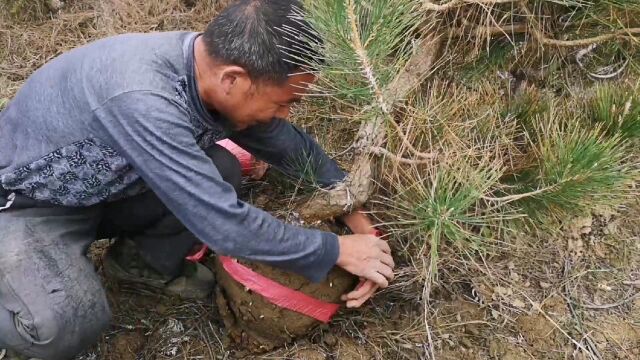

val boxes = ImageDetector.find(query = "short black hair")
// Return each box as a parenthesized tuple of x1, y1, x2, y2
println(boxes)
(202, 0, 322, 84)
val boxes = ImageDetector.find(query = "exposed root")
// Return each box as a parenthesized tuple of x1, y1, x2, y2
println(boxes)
(519, 2, 640, 47)
(575, 44, 630, 80)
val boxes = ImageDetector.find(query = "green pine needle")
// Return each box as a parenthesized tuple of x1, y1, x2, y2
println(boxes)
(508, 119, 635, 221)
(503, 88, 551, 133)
(385, 159, 503, 281)
(586, 84, 640, 140)
(302, 0, 423, 108)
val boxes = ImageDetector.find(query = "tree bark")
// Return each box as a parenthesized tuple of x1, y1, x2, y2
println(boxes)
(297, 35, 443, 222)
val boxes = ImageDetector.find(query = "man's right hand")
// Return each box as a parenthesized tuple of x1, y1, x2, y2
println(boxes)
(336, 234, 395, 288)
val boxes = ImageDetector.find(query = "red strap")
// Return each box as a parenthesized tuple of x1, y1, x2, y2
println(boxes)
(216, 139, 255, 176)
(186, 245, 208, 263)
(219, 256, 341, 323)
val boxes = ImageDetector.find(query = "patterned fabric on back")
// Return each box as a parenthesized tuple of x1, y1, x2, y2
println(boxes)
(0, 138, 144, 206)
(0, 77, 228, 207)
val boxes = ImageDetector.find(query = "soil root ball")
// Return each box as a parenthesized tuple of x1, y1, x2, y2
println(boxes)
(214, 257, 356, 353)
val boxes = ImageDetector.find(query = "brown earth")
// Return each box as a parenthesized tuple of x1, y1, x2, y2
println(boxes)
(215, 257, 357, 353)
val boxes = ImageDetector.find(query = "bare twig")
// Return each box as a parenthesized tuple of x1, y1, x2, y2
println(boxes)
(481, 185, 555, 204)
(623, 280, 640, 287)
(423, 263, 436, 360)
(571, 292, 640, 310)
(520, 2, 640, 47)
(563, 259, 603, 360)
(370, 146, 436, 164)
(451, 22, 528, 37)
(422, 0, 517, 12)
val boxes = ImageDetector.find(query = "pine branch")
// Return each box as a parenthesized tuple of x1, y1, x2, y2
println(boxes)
(298, 34, 443, 221)
(346, 0, 435, 161)
(451, 22, 528, 37)
(370, 146, 436, 164)
(346, 0, 390, 116)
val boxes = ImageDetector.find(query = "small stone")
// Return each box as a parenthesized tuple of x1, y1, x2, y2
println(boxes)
(511, 299, 526, 308)
(155, 304, 168, 314)
(47, 0, 65, 12)
(597, 283, 613, 291)
(323, 333, 338, 347)
(540, 281, 552, 289)
(491, 310, 500, 319)
(580, 226, 592, 235)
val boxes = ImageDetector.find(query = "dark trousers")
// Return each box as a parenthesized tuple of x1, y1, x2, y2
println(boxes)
(0, 144, 241, 360)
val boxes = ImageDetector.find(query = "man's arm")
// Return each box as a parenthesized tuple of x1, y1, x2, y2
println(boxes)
(231, 119, 392, 305)
(229, 118, 346, 188)
(92, 92, 340, 282)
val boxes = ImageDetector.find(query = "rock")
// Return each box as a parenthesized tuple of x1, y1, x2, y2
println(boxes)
(47, 0, 64, 12)
(323, 333, 338, 348)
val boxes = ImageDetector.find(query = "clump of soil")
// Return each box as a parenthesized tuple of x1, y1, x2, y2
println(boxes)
(215, 258, 356, 353)
(107, 331, 146, 360)
(336, 336, 373, 359)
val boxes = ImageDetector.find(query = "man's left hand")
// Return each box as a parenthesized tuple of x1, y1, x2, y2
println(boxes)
(341, 278, 379, 308)
(338, 209, 385, 308)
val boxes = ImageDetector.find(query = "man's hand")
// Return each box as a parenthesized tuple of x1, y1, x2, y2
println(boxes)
(341, 278, 378, 308)
(339, 210, 376, 235)
(337, 210, 390, 307)
(336, 234, 395, 290)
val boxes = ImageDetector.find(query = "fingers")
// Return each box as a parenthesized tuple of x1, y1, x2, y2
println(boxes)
(365, 270, 389, 288)
(379, 252, 395, 268)
(341, 279, 380, 308)
(376, 239, 392, 254)
(346, 283, 379, 308)
(376, 261, 395, 282)
(342, 279, 375, 301)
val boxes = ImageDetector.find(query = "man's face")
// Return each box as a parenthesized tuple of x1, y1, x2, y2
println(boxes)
(218, 72, 316, 131)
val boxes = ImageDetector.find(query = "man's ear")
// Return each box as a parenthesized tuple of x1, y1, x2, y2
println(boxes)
(219, 66, 252, 95)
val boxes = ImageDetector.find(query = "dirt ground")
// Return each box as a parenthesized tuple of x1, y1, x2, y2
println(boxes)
(74, 183, 640, 360)
(2, 1, 640, 359)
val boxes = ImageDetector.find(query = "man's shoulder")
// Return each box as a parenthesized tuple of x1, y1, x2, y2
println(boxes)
(97, 31, 194, 51)
(72, 31, 197, 106)
(84, 31, 195, 72)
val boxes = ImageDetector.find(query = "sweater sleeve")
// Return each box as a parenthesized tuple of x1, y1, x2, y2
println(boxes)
(229, 118, 347, 188)
(92, 91, 339, 282)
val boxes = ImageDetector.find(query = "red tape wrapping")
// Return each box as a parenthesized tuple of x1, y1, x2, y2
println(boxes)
(219, 256, 341, 323)
(216, 139, 255, 176)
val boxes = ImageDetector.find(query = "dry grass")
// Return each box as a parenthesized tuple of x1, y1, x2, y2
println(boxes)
(0, 0, 223, 102)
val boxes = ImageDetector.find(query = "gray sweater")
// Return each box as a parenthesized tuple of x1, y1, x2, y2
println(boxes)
(0, 31, 346, 282)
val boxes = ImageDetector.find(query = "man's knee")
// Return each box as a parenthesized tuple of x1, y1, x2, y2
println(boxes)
(0, 274, 111, 359)
(10, 300, 111, 360)
(205, 144, 243, 192)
